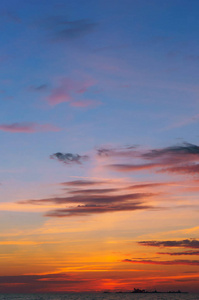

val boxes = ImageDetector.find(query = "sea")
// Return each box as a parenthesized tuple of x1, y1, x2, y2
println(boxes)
(0, 293, 198, 300)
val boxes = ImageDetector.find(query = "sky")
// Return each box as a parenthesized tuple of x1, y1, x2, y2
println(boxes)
(0, 0, 199, 293)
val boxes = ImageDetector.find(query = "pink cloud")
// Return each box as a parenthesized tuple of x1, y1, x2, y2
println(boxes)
(159, 164, 199, 175)
(109, 163, 161, 172)
(70, 99, 101, 108)
(46, 77, 97, 106)
(47, 87, 71, 106)
(0, 122, 61, 133)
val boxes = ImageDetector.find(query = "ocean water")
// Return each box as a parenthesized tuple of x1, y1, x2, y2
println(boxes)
(0, 293, 198, 300)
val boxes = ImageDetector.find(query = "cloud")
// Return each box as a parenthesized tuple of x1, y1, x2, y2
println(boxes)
(97, 145, 138, 158)
(159, 164, 199, 175)
(142, 143, 199, 163)
(55, 19, 97, 41)
(0, 122, 60, 133)
(138, 239, 199, 249)
(50, 152, 89, 165)
(70, 99, 101, 108)
(157, 251, 199, 256)
(0, 273, 90, 293)
(45, 203, 152, 218)
(126, 182, 171, 190)
(99, 143, 199, 161)
(109, 163, 160, 172)
(60, 180, 107, 186)
(68, 188, 119, 195)
(40, 16, 98, 41)
(28, 84, 48, 92)
(122, 259, 199, 266)
(19, 192, 156, 217)
(20, 192, 155, 206)
(47, 86, 71, 106)
(46, 78, 96, 106)
(165, 114, 199, 130)
(104, 143, 199, 176)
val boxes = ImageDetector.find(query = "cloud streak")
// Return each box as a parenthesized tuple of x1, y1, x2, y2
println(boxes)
(104, 143, 199, 176)
(0, 273, 91, 293)
(46, 78, 96, 106)
(0, 122, 60, 133)
(19, 191, 156, 217)
(157, 251, 199, 256)
(122, 259, 199, 266)
(60, 180, 107, 186)
(138, 239, 199, 249)
(46, 203, 152, 217)
(39, 16, 98, 42)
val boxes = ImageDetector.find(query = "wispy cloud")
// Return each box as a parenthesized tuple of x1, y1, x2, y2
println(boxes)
(60, 180, 107, 186)
(46, 78, 96, 106)
(68, 188, 119, 195)
(122, 259, 199, 266)
(70, 99, 101, 108)
(39, 16, 98, 42)
(45, 202, 152, 218)
(138, 239, 199, 249)
(164, 114, 199, 130)
(157, 251, 199, 256)
(28, 84, 48, 92)
(0, 273, 91, 293)
(108, 163, 160, 172)
(0, 122, 60, 133)
(19, 189, 156, 217)
(104, 143, 199, 176)
(126, 182, 172, 190)
(97, 145, 138, 158)
(142, 143, 199, 161)
(159, 164, 199, 175)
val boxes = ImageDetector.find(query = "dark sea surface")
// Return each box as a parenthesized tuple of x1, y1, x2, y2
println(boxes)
(0, 293, 198, 300)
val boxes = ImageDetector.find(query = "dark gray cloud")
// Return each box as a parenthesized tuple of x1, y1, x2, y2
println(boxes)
(157, 251, 199, 256)
(50, 152, 89, 165)
(142, 143, 199, 161)
(105, 142, 199, 176)
(108, 163, 160, 172)
(122, 258, 199, 266)
(138, 239, 199, 249)
(61, 180, 107, 186)
(68, 188, 119, 195)
(45, 203, 152, 217)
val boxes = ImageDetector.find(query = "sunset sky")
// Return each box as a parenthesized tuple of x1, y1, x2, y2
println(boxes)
(1, 0, 199, 293)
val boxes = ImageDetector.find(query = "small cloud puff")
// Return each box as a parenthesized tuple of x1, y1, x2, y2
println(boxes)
(50, 152, 89, 165)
